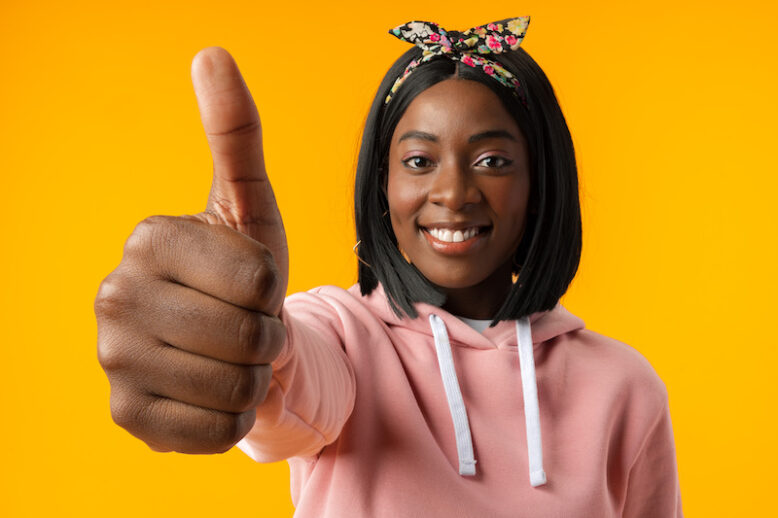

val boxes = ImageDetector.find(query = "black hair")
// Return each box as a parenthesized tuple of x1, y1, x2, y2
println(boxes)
(354, 44, 582, 324)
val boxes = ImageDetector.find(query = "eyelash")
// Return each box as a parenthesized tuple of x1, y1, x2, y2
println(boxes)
(402, 155, 513, 170)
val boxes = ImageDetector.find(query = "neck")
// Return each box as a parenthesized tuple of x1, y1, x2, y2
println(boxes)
(439, 266, 513, 320)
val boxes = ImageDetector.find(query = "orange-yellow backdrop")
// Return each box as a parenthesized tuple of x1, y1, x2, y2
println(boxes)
(1, 1, 776, 516)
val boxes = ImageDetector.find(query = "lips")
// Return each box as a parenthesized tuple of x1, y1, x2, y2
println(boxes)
(418, 224, 491, 255)
(425, 226, 482, 243)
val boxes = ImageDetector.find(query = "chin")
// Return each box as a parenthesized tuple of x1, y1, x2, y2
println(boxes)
(413, 258, 515, 295)
(422, 272, 492, 291)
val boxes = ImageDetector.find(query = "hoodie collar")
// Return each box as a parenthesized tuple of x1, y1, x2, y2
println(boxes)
(348, 282, 585, 488)
(352, 282, 585, 350)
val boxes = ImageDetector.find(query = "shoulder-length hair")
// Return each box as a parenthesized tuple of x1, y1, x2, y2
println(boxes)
(354, 45, 582, 324)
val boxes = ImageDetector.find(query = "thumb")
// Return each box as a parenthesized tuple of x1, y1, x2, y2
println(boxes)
(190, 47, 288, 289)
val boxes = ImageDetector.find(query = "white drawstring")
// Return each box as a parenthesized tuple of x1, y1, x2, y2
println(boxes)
(429, 314, 477, 475)
(516, 317, 547, 487)
(428, 313, 547, 487)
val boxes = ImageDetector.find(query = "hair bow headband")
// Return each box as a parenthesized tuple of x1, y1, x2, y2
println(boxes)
(384, 16, 530, 106)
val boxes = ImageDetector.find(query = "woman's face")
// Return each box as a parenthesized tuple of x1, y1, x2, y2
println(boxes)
(387, 78, 531, 303)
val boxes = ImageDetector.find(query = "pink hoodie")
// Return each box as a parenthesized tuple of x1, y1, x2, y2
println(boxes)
(237, 284, 683, 517)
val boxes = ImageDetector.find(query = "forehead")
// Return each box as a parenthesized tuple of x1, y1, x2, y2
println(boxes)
(393, 78, 519, 139)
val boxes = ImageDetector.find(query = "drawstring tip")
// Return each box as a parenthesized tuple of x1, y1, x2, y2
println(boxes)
(530, 469, 547, 487)
(459, 459, 477, 476)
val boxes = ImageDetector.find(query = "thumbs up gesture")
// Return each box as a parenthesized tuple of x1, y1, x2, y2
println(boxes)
(95, 48, 288, 454)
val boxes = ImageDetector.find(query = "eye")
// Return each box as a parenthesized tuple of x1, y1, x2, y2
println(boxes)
(402, 155, 435, 170)
(475, 155, 513, 168)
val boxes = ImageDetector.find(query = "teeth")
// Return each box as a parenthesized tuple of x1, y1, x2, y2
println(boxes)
(427, 227, 480, 243)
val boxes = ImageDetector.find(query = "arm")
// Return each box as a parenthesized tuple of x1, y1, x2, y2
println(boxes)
(237, 289, 357, 462)
(622, 400, 684, 517)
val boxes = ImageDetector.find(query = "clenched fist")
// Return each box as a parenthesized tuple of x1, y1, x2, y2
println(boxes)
(94, 47, 289, 454)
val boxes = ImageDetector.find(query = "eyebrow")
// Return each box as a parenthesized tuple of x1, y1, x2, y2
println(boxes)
(397, 129, 517, 144)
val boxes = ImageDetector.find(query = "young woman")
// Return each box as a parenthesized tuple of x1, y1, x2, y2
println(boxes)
(95, 17, 683, 517)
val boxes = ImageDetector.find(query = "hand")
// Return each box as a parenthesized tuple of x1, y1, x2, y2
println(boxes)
(94, 47, 288, 454)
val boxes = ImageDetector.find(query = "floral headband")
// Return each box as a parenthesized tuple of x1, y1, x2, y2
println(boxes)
(384, 16, 531, 106)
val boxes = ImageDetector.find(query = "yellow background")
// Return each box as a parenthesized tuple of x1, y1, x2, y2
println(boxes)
(1, 0, 776, 516)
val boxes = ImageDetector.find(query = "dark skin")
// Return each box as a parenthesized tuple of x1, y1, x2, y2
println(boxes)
(94, 49, 530, 455)
(95, 47, 288, 454)
(387, 78, 531, 319)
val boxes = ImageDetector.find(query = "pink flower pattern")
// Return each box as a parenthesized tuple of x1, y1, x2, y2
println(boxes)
(386, 17, 530, 107)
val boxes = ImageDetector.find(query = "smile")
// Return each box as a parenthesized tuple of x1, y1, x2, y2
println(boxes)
(426, 226, 482, 243)
(419, 225, 490, 255)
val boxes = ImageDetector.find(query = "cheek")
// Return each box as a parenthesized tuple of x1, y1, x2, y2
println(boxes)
(387, 172, 427, 235)
(489, 177, 531, 233)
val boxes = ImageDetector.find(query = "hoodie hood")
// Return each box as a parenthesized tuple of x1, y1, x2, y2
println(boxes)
(350, 282, 586, 487)
(354, 282, 585, 349)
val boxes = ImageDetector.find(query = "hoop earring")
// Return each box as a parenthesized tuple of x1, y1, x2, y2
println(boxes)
(511, 255, 522, 284)
(355, 212, 391, 268)
(353, 240, 372, 267)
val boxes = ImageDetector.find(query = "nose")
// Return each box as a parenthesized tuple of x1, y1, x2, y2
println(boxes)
(427, 160, 482, 211)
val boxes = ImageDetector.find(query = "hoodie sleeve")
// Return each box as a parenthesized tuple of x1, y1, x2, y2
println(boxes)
(622, 399, 684, 517)
(236, 289, 356, 462)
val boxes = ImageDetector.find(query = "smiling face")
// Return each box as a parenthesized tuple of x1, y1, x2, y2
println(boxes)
(386, 78, 532, 317)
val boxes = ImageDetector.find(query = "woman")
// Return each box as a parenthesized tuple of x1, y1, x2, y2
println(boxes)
(95, 17, 683, 517)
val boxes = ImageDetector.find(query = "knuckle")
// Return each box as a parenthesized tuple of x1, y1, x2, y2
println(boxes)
(209, 411, 249, 453)
(250, 251, 280, 305)
(237, 312, 263, 362)
(267, 319, 287, 362)
(147, 441, 172, 453)
(94, 272, 133, 322)
(228, 366, 259, 412)
(124, 215, 172, 259)
(110, 391, 143, 431)
(96, 334, 127, 372)
(95, 273, 140, 373)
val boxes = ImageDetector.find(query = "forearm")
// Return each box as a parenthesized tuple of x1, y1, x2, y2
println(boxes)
(237, 298, 356, 462)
